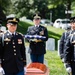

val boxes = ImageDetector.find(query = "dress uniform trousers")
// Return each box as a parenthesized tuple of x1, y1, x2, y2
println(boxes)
(70, 61, 75, 75)
(5, 70, 24, 75)
(30, 54, 44, 63)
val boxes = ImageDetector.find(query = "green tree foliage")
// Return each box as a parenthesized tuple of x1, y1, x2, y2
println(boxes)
(0, 0, 11, 11)
(1, 0, 75, 22)
(0, 0, 13, 15)
(49, 0, 75, 19)
(13, 0, 50, 19)
(0, 6, 6, 21)
(13, 0, 33, 18)
(13, 0, 74, 21)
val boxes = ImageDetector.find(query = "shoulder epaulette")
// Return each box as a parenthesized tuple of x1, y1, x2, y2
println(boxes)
(17, 32, 24, 36)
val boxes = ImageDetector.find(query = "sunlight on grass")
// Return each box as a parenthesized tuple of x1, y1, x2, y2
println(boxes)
(45, 51, 68, 75)
(47, 26, 64, 35)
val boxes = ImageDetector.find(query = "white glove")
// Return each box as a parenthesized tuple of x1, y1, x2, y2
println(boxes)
(24, 67, 26, 74)
(30, 39, 37, 42)
(61, 58, 65, 63)
(0, 67, 5, 74)
(64, 63, 72, 73)
(66, 67, 72, 73)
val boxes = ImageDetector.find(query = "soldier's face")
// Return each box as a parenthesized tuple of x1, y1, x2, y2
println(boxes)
(33, 18, 41, 25)
(7, 24, 17, 33)
(71, 22, 75, 30)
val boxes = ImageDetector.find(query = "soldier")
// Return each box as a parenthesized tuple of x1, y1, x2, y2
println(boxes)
(59, 27, 72, 75)
(26, 13, 48, 63)
(59, 27, 71, 62)
(64, 17, 75, 75)
(0, 17, 26, 75)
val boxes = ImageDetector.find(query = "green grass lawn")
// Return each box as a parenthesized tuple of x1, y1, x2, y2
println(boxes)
(45, 51, 68, 75)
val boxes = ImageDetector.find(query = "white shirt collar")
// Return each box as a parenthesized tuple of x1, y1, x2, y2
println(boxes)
(35, 25, 40, 27)
(7, 30, 15, 35)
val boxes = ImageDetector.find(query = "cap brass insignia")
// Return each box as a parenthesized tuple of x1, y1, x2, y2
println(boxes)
(13, 18, 18, 22)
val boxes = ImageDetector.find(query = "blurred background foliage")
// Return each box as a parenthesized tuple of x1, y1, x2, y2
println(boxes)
(0, 0, 75, 22)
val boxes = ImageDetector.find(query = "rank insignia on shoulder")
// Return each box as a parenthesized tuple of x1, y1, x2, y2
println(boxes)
(4, 38, 11, 41)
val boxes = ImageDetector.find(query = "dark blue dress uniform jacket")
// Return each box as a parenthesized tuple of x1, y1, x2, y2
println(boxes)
(0, 31, 26, 73)
(26, 25, 48, 54)
(59, 31, 70, 59)
(64, 32, 75, 63)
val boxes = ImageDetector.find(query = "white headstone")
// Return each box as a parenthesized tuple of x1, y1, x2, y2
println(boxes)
(58, 40, 60, 56)
(46, 38, 55, 51)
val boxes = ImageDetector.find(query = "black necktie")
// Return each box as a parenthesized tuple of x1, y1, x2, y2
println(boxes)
(35, 26, 39, 29)
(12, 34, 14, 37)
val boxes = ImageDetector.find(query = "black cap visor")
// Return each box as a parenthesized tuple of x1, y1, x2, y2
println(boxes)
(7, 21, 18, 25)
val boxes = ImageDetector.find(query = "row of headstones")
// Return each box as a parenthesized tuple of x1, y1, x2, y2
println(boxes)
(46, 38, 60, 56)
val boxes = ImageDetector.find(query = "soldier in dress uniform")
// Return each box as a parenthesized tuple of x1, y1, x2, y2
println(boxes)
(64, 17, 75, 75)
(26, 13, 48, 63)
(0, 17, 26, 75)
(59, 27, 71, 62)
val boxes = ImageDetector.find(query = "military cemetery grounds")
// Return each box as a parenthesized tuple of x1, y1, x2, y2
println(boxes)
(17, 21, 67, 75)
